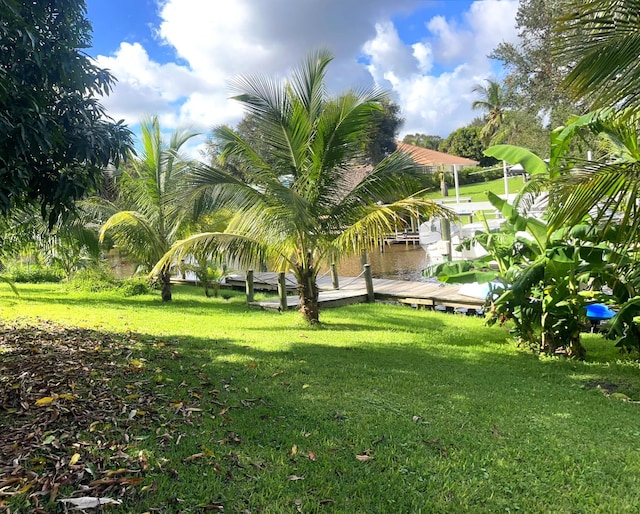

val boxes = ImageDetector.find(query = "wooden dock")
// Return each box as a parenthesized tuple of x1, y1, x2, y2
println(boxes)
(224, 272, 485, 312)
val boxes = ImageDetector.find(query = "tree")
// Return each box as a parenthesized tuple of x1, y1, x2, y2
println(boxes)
(438, 126, 486, 163)
(0, 0, 133, 225)
(555, 0, 640, 115)
(490, 0, 578, 130)
(155, 50, 451, 323)
(402, 134, 443, 150)
(471, 79, 511, 146)
(363, 99, 403, 165)
(99, 117, 199, 301)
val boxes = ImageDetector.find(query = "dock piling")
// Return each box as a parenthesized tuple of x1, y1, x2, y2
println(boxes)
(246, 269, 254, 303)
(364, 264, 374, 302)
(278, 272, 287, 312)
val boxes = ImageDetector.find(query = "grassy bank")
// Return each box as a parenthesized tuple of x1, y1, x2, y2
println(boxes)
(426, 176, 525, 202)
(1, 284, 640, 513)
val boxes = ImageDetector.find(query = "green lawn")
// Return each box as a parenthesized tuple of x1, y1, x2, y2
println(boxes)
(2, 284, 640, 513)
(426, 176, 525, 202)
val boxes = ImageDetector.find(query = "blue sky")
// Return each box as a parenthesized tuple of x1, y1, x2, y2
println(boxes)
(85, 0, 520, 151)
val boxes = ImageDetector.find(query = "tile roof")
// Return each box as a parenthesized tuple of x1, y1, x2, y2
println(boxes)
(396, 142, 479, 166)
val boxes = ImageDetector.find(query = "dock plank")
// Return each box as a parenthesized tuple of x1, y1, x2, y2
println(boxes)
(229, 272, 486, 311)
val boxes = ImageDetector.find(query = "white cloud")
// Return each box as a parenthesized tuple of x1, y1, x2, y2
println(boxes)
(93, 0, 520, 146)
(362, 0, 519, 137)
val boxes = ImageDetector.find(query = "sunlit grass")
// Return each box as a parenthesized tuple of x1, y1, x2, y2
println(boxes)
(426, 176, 525, 202)
(2, 283, 640, 513)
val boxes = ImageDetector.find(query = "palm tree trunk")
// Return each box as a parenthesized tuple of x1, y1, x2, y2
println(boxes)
(160, 269, 172, 302)
(296, 266, 319, 324)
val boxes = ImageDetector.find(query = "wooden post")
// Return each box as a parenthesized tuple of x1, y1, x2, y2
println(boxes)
(331, 263, 339, 289)
(278, 272, 287, 312)
(440, 218, 452, 262)
(246, 269, 254, 303)
(364, 264, 374, 303)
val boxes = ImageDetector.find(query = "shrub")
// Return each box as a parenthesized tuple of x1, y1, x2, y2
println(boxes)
(120, 277, 151, 297)
(67, 265, 119, 292)
(4, 264, 64, 283)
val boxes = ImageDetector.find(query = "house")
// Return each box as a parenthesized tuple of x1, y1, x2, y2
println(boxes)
(395, 142, 479, 172)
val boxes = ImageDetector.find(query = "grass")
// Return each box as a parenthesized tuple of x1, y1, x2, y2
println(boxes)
(2, 283, 640, 513)
(426, 176, 526, 202)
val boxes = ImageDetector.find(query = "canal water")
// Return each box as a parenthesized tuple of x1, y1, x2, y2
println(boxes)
(107, 243, 431, 282)
(325, 243, 431, 282)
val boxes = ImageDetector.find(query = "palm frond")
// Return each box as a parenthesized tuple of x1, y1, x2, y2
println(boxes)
(556, 0, 640, 112)
(100, 211, 166, 269)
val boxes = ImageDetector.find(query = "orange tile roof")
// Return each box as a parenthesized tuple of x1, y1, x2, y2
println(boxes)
(396, 142, 479, 166)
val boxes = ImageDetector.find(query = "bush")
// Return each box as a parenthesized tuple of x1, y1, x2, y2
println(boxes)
(120, 277, 151, 297)
(4, 264, 64, 283)
(67, 265, 119, 292)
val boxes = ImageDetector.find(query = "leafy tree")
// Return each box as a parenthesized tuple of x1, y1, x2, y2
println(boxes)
(471, 79, 511, 145)
(364, 99, 403, 165)
(0, 0, 132, 225)
(402, 134, 443, 150)
(555, 0, 640, 115)
(155, 50, 450, 323)
(100, 117, 199, 302)
(438, 125, 488, 164)
(490, 0, 577, 130)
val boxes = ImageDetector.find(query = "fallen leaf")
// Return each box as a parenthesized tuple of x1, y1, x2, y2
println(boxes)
(355, 454, 373, 462)
(308, 450, 316, 461)
(412, 415, 422, 423)
(289, 444, 298, 456)
(35, 396, 55, 406)
(492, 424, 501, 438)
(287, 475, 305, 481)
(184, 452, 206, 462)
(69, 453, 81, 466)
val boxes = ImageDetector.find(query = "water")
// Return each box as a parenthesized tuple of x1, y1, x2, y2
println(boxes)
(106, 243, 431, 282)
(327, 243, 431, 282)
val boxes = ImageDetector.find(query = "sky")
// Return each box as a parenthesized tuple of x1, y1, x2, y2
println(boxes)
(85, 0, 521, 153)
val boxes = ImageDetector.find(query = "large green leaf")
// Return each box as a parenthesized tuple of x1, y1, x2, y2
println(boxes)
(483, 145, 548, 176)
(486, 192, 547, 250)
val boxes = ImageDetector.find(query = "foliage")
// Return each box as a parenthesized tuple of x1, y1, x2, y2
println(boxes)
(363, 99, 403, 165)
(0, 0, 133, 226)
(100, 117, 200, 302)
(401, 133, 443, 150)
(156, 50, 451, 323)
(119, 276, 151, 297)
(66, 263, 119, 292)
(490, 0, 577, 129)
(3, 263, 64, 283)
(556, 0, 640, 115)
(438, 125, 495, 166)
(471, 79, 511, 146)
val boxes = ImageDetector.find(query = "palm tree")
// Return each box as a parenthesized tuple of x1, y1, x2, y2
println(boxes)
(100, 117, 199, 301)
(556, 0, 640, 114)
(471, 79, 510, 146)
(155, 49, 451, 323)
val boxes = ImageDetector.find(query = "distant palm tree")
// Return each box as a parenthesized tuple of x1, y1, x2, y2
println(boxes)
(100, 117, 199, 301)
(556, 0, 640, 114)
(156, 49, 451, 323)
(471, 79, 510, 146)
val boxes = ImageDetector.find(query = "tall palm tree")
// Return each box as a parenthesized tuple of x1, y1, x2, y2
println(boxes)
(471, 79, 510, 146)
(155, 49, 451, 323)
(556, 0, 640, 114)
(100, 117, 199, 301)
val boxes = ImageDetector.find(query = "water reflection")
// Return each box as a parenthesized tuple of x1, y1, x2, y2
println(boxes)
(325, 243, 430, 281)
(106, 243, 432, 283)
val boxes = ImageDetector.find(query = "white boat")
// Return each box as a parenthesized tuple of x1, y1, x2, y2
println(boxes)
(419, 218, 504, 263)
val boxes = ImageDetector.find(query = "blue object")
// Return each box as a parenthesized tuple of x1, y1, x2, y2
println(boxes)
(585, 303, 616, 321)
